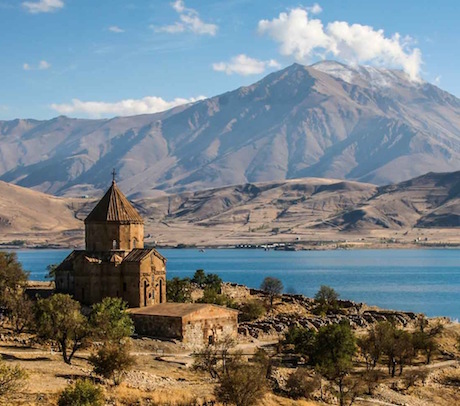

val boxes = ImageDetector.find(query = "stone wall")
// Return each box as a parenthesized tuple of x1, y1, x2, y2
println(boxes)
(85, 222, 144, 251)
(131, 314, 183, 339)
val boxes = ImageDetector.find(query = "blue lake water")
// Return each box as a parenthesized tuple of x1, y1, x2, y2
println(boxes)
(12, 248, 460, 320)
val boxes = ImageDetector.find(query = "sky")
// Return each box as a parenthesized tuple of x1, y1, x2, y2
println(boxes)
(0, 0, 459, 120)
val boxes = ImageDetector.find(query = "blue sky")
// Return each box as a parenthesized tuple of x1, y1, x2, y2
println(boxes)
(0, 0, 459, 120)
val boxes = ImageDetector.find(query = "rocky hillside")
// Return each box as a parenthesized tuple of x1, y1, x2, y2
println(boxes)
(0, 171, 458, 247)
(0, 61, 459, 197)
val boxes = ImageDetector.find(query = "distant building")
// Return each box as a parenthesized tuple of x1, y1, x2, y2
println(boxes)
(55, 179, 167, 308)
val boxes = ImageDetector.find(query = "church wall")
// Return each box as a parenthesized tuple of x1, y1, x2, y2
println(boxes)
(130, 314, 183, 339)
(85, 222, 144, 251)
(122, 262, 142, 308)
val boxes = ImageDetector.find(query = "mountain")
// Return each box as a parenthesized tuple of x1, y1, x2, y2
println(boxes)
(0, 171, 458, 247)
(1, 61, 459, 197)
(0, 180, 81, 246)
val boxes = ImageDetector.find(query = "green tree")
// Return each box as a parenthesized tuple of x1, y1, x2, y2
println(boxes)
(167, 277, 192, 303)
(197, 288, 234, 307)
(0, 357, 27, 399)
(89, 297, 134, 342)
(204, 273, 223, 293)
(35, 294, 89, 364)
(238, 300, 266, 322)
(45, 263, 58, 280)
(284, 325, 316, 357)
(58, 380, 104, 406)
(191, 269, 206, 288)
(0, 252, 28, 306)
(311, 321, 356, 406)
(89, 342, 135, 385)
(260, 277, 283, 309)
(314, 285, 339, 314)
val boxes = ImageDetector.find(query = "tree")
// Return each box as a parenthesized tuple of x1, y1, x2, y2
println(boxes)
(238, 300, 266, 322)
(0, 252, 28, 306)
(197, 288, 234, 307)
(284, 325, 316, 357)
(167, 277, 192, 303)
(191, 269, 206, 288)
(45, 263, 58, 280)
(311, 321, 356, 406)
(260, 277, 283, 309)
(89, 297, 133, 342)
(3, 290, 34, 333)
(204, 273, 223, 293)
(215, 361, 267, 406)
(35, 294, 89, 364)
(314, 285, 339, 314)
(0, 357, 27, 399)
(89, 342, 135, 385)
(58, 380, 104, 406)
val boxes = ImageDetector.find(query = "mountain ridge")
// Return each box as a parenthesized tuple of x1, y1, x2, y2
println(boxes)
(0, 61, 459, 197)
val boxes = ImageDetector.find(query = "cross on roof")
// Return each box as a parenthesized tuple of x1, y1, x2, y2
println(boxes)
(112, 168, 117, 183)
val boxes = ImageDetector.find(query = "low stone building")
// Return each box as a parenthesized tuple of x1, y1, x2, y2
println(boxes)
(129, 303, 239, 347)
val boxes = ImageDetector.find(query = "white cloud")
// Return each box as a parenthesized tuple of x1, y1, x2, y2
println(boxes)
(50, 95, 207, 118)
(258, 7, 422, 80)
(38, 60, 51, 69)
(23, 60, 51, 70)
(213, 54, 280, 76)
(109, 25, 125, 33)
(155, 0, 217, 36)
(22, 0, 64, 14)
(307, 3, 322, 14)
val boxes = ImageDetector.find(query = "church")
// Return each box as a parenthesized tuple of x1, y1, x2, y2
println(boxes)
(55, 176, 238, 346)
(55, 177, 167, 308)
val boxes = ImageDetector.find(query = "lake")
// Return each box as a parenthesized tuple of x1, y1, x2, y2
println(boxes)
(12, 248, 460, 320)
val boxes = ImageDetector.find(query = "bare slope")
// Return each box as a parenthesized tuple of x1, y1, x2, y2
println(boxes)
(0, 181, 81, 243)
(1, 61, 459, 197)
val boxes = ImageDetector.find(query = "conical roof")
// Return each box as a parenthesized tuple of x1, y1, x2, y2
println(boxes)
(85, 181, 143, 223)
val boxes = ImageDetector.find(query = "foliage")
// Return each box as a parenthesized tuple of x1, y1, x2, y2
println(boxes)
(203, 273, 223, 293)
(283, 325, 316, 357)
(314, 285, 339, 314)
(0, 252, 28, 306)
(58, 379, 104, 406)
(214, 359, 267, 406)
(35, 294, 89, 364)
(0, 357, 27, 398)
(191, 269, 206, 288)
(193, 336, 236, 380)
(167, 277, 192, 303)
(197, 288, 235, 307)
(238, 300, 266, 322)
(3, 290, 34, 333)
(260, 277, 283, 309)
(311, 321, 356, 406)
(89, 341, 135, 385)
(46, 263, 58, 280)
(89, 297, 134, 342)
(286, 368, 320, 399)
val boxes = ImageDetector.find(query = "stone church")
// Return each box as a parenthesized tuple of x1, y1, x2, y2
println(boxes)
(55, 179, 167, 308)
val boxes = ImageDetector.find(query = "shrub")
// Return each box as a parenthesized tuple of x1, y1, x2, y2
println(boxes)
(58, 380, 104, 406)
(197, 288, 234, 307)
(215, 362, 267, 406)
(238, 300, 266, 322)
(0, 358, 27, 398)
(286, 368, 320, 399)
(89, 342, 135, 385)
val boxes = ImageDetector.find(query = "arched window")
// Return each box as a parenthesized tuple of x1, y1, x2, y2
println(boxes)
(133, 238, 138, 249)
